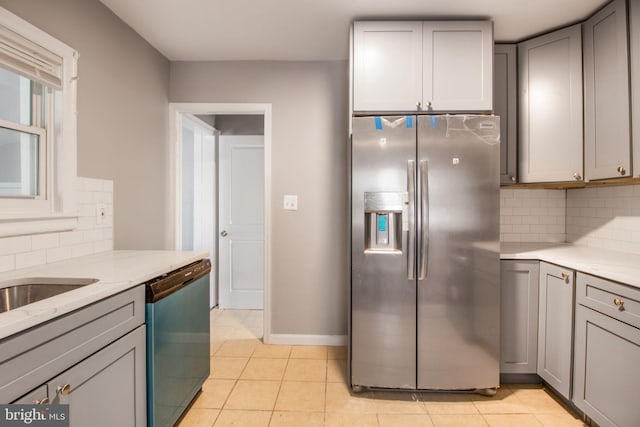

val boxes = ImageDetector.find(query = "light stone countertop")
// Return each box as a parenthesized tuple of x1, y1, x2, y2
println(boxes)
(501, 242, 640, 289)
(0, 250, 208, 340)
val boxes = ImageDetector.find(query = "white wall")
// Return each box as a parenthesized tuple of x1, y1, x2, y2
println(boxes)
(0, 0, 171, 250)
(500, 188, 566, 242)
(0, 177, 114, 273)
(566, 184, 640, 254)
(170, 61, 349, 337)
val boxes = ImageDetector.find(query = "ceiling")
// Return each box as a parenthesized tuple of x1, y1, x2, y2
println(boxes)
(99, 0, 608, 61)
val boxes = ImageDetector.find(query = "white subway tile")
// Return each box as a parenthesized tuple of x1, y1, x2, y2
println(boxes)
(0, 236, 31, 256)
(16, 250, 47, 269)
(0, 255, 15, 273)
(31, 233, 60, 250)
(59, 231, 84, 247)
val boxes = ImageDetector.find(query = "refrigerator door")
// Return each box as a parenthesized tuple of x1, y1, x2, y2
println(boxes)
(351, 116, 417, 389)
(416, 115, 500, 390)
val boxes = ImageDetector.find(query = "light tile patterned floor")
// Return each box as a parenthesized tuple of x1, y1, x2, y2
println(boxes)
(179, 309, 585, 427)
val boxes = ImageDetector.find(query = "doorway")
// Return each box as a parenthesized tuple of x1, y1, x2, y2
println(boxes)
(170, 103, 272, 343)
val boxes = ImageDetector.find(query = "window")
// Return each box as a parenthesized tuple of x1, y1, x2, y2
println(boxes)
(0, 7, 78, 236)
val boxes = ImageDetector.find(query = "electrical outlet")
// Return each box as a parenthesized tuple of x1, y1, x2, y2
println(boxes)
(96, 204, 106, 225)
(283, 195, 298, 211)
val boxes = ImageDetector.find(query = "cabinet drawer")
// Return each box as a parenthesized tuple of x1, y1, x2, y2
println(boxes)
(576, 273, 640, 329)
(0, 286, 144, 403)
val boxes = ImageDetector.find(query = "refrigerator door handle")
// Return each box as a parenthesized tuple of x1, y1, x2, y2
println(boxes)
(407, 160, 416, 280)
(419, 160, 429, 280)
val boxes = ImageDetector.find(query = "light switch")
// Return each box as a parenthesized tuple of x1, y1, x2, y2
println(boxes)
(283, 195, 298, 211)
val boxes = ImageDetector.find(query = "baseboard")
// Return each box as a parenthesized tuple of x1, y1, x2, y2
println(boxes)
(267, 334, 347, 346)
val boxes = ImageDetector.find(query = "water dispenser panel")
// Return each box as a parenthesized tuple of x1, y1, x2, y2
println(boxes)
(364, 192, 406, 254)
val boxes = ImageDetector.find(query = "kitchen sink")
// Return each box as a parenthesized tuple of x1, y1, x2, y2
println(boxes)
(0, 277, 99, 314)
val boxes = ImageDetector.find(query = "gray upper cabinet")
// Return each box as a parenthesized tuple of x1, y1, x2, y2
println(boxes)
(494, 44, 518, 185)
(422, 21, 493, 111)
(352, 20, 493, 112)
(353, 21, 423, 112)
(573, 273, 640, 427)
(538, 262, 574, 399)
(630, 0, 640, 177)
(500, 260, 539, 374)
(583, 0, 631, 181)
(518, 25, 583, 183)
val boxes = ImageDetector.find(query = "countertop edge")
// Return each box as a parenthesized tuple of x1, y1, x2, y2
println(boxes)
(0, 250, 209, 340)
(500, 243, 640, 289)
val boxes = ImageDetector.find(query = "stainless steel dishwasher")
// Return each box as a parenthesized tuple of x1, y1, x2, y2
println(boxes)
(144, 259, 211, 427)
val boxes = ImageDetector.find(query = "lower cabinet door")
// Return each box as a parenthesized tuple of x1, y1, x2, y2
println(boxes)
(537, 262, 574, 399)
(573, 306, 640, 427)
(48, 325, 146, 427)
(500, 260, 539, 373)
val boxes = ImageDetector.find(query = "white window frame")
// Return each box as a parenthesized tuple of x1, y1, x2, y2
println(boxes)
(0, 7, 78, 237)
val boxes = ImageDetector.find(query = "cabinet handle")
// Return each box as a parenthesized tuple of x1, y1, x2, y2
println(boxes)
(617, 166, 626, 175)
(56, 384, 72, 395)
(416, 101, 422, 110)
(614, 298, 625, 310)
(561, 272, 570, 283)
(573, 172, 582, 181)
(35, 398, 50, 405)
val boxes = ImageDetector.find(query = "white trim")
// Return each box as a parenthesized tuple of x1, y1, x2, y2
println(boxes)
(0, 6, 78, 235)
(169, 102, 273, 344)
(268, 334, 348, 347)
(0, 216, 77, 237)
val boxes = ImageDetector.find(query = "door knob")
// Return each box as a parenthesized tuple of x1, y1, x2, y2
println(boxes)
(220, 230, 228, 237)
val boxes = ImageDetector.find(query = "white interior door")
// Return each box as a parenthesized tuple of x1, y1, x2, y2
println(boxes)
(218, 135, 264, 309)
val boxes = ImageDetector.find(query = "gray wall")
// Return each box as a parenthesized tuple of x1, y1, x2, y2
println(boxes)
(0, 0, 171, 250)
(171, 61, 349, 336)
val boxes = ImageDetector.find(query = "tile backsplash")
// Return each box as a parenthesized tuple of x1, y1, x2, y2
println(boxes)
(566, 184, 640, 254)
(500, 188, 566, 242)
(0, 177, 113, 273)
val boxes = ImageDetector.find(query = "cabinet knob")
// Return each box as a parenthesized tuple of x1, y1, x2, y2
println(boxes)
(573, 172, 582, 181)
(56, 384, 72, 396)
(35, 398, 50, 405)
(427, 101, 433, 111)
(613, 298, 625, 310)
(510, 176, 516, 182)
(416, 101, 422, 110)
(617, 166, 626, 175)
(561, 272, 570, 283)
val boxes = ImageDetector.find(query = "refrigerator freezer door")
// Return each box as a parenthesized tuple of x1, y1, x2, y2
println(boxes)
(416, 115, 501, 390)
(351, 116, 417, 389)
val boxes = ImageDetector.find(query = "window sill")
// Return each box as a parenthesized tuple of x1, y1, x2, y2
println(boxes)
(0, 215, 78, 238)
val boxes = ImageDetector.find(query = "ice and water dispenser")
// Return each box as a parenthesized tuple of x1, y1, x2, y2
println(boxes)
(364, 192, 408, 254)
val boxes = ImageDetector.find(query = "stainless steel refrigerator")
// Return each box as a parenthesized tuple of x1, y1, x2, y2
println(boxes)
(350, 114, 500, 392)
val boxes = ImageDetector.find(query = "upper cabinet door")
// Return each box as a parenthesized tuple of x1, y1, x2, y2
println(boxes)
(494, 44, 518, 184)
(423, 21, 493, 111)
(631, 0, 640, 177)
(353, 21, 423, 111)
(519, 25, 583, 183)
(584, 0, 631, 181)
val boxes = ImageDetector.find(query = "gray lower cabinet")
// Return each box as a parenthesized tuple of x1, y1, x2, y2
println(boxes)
(500, 260, 539, 373)
(3, 286, 146, 427)
(573, 273, 640, 427)
(537, 262, 574, 399)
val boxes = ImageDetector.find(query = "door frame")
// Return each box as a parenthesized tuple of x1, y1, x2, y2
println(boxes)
(169, 102, 273, 343)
